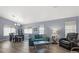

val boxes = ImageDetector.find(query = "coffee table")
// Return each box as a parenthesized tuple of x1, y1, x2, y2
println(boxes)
(33, 41, 51, 49)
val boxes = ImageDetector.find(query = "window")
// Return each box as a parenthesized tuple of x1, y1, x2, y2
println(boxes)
(10, 27, 16, 33)
(4, 26, 16, 36)
(65, 21, 76, 37)
(39, 27, 44, 34)
(24, 28, 32, 34)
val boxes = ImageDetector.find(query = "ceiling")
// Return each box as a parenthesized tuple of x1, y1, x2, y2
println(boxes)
(0, 6, 79, 24)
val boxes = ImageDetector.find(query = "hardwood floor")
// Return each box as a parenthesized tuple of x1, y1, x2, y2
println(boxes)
(29, 44, 71, 53)
(29, 44, 79, 53)
(0, 40, 29, 53)
(0, 40, 77, 53)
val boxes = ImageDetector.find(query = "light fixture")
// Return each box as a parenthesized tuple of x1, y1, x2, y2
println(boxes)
(14, 23, 20, 26)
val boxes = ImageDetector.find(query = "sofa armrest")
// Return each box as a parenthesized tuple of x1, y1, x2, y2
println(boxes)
(71, 40, 79, 47)
(60, 38, 66, 40)
(59, 38, 66, 41)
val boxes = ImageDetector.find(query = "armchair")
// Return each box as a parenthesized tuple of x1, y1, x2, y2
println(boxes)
(59, 33, 78, 50)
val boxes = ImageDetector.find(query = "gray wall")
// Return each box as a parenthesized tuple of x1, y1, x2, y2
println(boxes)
(44, 16, 78, 38)
(0, 16, 78, 41)
(23, 16, 79, 40)
(0, 17, 16, 41)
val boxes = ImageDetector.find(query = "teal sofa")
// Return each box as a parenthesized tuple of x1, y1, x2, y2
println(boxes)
(29, 34, 50, 46)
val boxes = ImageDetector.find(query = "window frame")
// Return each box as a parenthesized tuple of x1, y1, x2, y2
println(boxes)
(3, 26, 16, 36)
(24, 28, 32, 34)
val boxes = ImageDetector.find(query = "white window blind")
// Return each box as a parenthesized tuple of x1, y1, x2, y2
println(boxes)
(24, 28, 32, 34)
(4, 26, 16, 36)
(65, 21, 76, 37)
(39, 27, 44, 34)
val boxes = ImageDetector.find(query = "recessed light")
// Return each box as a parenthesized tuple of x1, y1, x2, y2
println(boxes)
(12, 15, 16, 17)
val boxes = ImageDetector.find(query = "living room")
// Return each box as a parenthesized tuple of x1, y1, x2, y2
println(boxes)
(0, 6, 79, 53)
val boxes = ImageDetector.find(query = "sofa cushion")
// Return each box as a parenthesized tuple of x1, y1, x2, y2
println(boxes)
(34, 34, 43, 39)
(33, 38, 43, 41)
(61, 40, 70, 45)
(67, 33, 78, 41)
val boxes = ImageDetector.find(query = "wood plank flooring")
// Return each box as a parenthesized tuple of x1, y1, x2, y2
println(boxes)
(0, 40, 77, 53)
(29, 44, 70, 53)
(0, 40, 29, 53)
